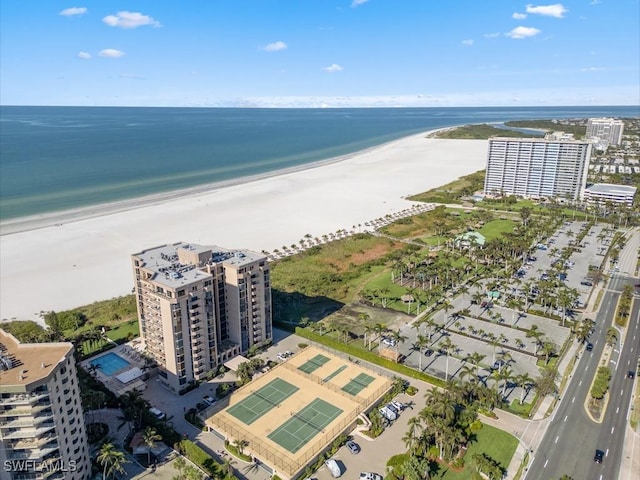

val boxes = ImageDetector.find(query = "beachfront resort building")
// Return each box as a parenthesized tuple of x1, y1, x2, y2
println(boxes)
(483, 135, 591, 201)
(586, 117, 624, 147)
(0, 330, 91, 480)
(131, 242, 272, 394)
(583, 183, 637, 207)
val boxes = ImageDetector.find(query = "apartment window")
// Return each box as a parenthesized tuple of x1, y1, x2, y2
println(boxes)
(178, 289, 185, 297)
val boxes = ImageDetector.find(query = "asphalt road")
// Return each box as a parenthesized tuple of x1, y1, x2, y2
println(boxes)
(526, 274, 639, 480)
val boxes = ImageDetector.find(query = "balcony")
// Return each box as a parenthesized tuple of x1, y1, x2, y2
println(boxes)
(8, 445, 60, 461)
(3, 423, 56, 439)
(10, 434, 58, 449)
(0, 413, 53, 429)
(0, 392, 50, 406)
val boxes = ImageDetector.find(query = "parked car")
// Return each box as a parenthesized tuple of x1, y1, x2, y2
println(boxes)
(346, 440, 360, 454)
(360, 473, 382, 480)
(203, 395, 216, 406)
(149, 407, 166, 420)
(391, 400, 405, 411)
(423, 348, 434, 356)
(379, 406, 397, 421)
(325, 459, 342, 478)
(581, 280, 593, 286)
(382, 337, 396, 347)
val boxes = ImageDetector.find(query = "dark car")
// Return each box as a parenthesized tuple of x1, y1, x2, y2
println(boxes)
(628, 371, 636, 379)
(594, 449, 604, 463)
(346, 440, 360, 454)
(581, 280, 593, 286)
(586, 343, 594, 352)
(423, 348, 434, 357)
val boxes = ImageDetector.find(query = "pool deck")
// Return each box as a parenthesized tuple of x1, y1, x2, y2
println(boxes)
(81, 342, 150, 396)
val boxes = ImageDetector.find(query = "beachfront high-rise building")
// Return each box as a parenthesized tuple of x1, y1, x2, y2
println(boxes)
(483, 135, 592, 201)
(131, 242, 272, 393)
(0, 330, 91, 480)
(586, 118, 624, 146)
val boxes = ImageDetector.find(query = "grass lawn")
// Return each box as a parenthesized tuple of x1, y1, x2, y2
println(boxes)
(479, 219, 516, 241)
(439, 424, 518, 480)
(508, 398, 535, 417)
(81, 320, 139, 356)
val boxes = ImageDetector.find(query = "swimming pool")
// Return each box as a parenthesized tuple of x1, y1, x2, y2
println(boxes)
(89, 352, 131, 376)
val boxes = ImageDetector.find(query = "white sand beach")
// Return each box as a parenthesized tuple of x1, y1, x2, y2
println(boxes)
(0, 133, 488, 323)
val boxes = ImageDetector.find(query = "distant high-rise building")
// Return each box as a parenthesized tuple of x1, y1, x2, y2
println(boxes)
(484, 136, 591, 201)
(583, 183, 637, 207)
(0, 330, 91, 480)
(131, 242, 272, 393)
(586, 118, 624, 146)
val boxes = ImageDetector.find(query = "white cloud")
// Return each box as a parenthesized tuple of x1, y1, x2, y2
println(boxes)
(324, 64, 343, 73)
(506, 26, 541, 39)
(77, 51, 91, 59)
(351, 0, 369, 7)
(484, 32, 500, 38)
(261, 41, 288, 52)
(461, 39, 474, 46)
(59, 7, 87, 16)
(103, 11, 161, 29)
(99, 49, 125, 58)
(512, 12, 527, 19)
(581, 66, 605, 72)
(526, 4, 568, 18)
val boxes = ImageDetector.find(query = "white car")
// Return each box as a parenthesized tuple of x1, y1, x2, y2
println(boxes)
(360, 473, 382, 480)
(203, 395, 216, 406)
(382, 337, 396, 347)
(149, 407, 166, 420)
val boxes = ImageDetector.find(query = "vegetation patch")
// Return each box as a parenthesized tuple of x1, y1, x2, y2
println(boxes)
(407, 170, 485, 204)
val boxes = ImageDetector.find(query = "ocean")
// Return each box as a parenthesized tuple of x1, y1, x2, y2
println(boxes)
(1, 105, 638, 221)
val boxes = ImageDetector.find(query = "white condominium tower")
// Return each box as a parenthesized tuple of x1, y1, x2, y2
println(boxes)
(586, 117, 624, 146)
(131, 242, 272, 394)
(484, 136, 591, 201)
(0, 330, 91, 480)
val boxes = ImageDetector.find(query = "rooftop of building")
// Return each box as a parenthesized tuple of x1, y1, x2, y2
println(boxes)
(585, 183, 637, 195)
(0, 329, 72, 389)
(133, 242, 266, 288)
(489, 135, 587, 144)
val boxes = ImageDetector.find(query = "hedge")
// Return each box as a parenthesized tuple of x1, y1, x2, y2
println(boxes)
(176, 440, 237, 480)
(294, 327, 446, 388)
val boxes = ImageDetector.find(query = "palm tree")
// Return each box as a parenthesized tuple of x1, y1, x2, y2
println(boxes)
(438, 337, 456, 382)
(142, 427, 162, 465)
(414, 334, 429, 372)
(97, 443, 128, 479)
(440, 299, 453, 326)
(468, 352, 486, 380)
(373, 323, 387, 347)
(233, 438, 249, 456)
(221, 455, 237, 476)
(391, 329, 408, 358)
(514, 373, 535, 405)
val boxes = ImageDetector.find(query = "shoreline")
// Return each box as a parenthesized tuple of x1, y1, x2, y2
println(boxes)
(0, 128, 450, 236)
(0, 129, 489, 323)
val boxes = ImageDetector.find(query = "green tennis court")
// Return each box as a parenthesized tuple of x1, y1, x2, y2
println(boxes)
(341, 372, 375, 396)
(267, 398, 343, 453)
(297, 354, 331, 374)
(323, 365, 347, 383)
(228, 378, 299, 425)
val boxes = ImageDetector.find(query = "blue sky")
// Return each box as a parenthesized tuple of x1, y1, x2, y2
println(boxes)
(1, 1, 638, 107)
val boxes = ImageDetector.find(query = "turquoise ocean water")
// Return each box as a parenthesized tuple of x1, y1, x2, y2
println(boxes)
(1, 105, 638, 221)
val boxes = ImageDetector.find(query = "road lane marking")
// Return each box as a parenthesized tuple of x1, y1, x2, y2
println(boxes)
(616, 407, 619, 414)
(585, 366, 589, 372)
(621, 389, 624, 396)
(544, 459, 548, 468)
(555, 435, 559, 443)
(563, 415, 568, 422)
(572, 396, 575, 403)
(579, 380, 582, 386)
(611, 427, 615, 434)
(606, 449, 609, 456)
